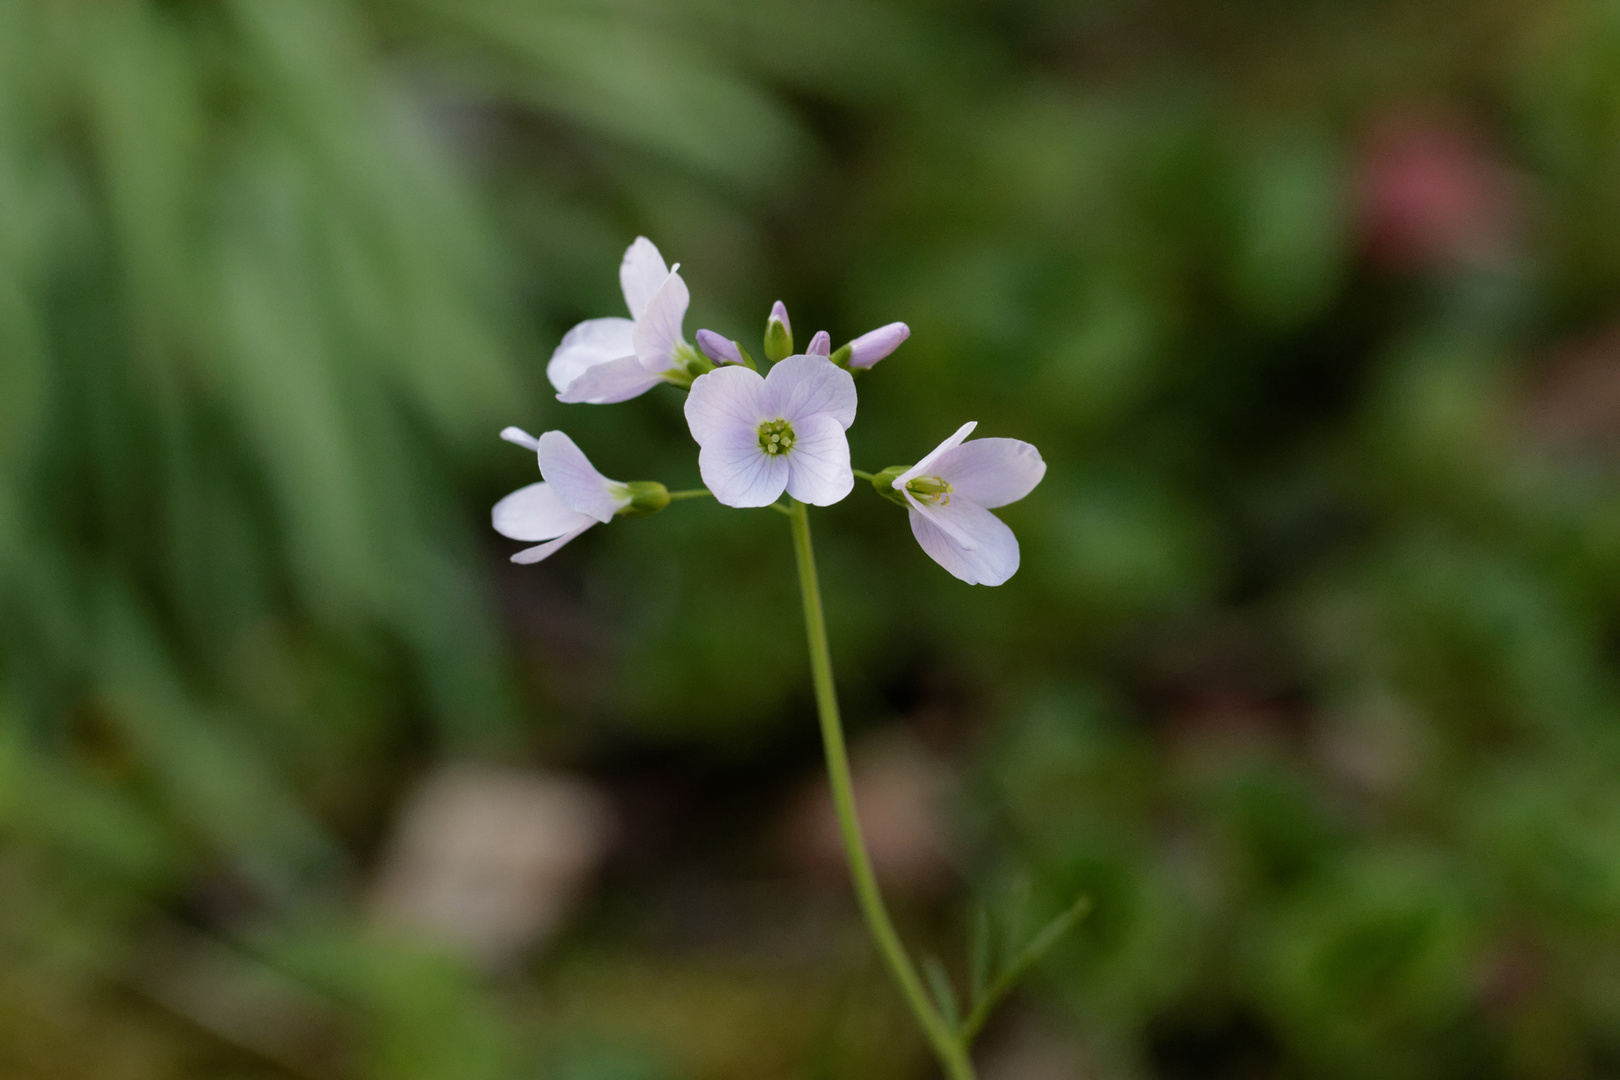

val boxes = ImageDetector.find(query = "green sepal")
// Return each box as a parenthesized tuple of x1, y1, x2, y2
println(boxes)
(617, 481, 671, 516)
(674, 341, 713, 381)
(734, 340, 759, 371)
(830, 343, 853, 368)
(871, 465, 909, 506)
(764, 317, 793, 363)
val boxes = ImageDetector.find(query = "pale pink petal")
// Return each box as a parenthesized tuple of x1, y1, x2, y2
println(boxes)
(807, 330, 831, 357)
(698, 424, 791, 507)
(784, 413, 853, 505)
(492, 483, 596, 541)
(546, 317, 635, 393)
(908, 501, 1020, 586)
(557, 355, 668, 404)
(764, 354, 857, 429)
(931, 438, 1046, 509)
(769, 300, 791, 337)
(895, 421, 978, 487)
(512, 523, 596, 564)
(619, 237, 670, 318)
(684, 365, 773, 444)
(632, 271, 690, 369)
(847, 322, 909, 368)
(537, 431, 628, 523)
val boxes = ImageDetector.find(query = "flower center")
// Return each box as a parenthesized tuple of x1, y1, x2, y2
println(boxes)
(905, 475, 953, 506)
(758, 418, 796, 456)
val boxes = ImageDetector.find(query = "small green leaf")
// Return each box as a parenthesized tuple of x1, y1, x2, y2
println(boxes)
(970, 905, 994, 1007)
(923, 954, 961, 1033)
(959, 893, 1091, 1045)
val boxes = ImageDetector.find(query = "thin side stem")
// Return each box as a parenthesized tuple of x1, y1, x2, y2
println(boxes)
(852, 468, 877, 482)
(786, 499, 976, 1080)
(665, 488, 714, 500)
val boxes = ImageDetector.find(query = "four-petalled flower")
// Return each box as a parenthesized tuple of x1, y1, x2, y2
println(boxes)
(891, 421, 1045, 586)
(684, 355, 857, 507)
(546, 237, 697, 404)
(492, 428, 648, 562)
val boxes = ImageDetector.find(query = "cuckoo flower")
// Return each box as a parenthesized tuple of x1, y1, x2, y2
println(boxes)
(492, 428, 666, 562)
(890, 421, 1045, 586)
(547, 237, 696, 404)
(684, 355, 857, 508)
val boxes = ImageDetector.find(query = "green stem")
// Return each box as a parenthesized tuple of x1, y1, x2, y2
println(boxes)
(786, 499, 977, 1080)
(852, 468, 877, 482)
(665, 488, 714, 500)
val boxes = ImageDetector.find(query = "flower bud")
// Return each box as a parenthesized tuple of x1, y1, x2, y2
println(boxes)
(617, 481, 671, 516)
(870, 465, 910, 506)
(807, 330, 831, 357)
(697, 329, 742, 366)
(764, 300, 793, 363)
(845, 322, 910, 369)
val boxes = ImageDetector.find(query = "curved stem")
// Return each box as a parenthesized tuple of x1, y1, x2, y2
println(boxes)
(786, 499, 976, 1080)
(665, 488, 714, 500)
(852, 468, 877, 482)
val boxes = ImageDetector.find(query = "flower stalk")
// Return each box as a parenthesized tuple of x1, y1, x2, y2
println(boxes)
(786, 498, 978, 1080)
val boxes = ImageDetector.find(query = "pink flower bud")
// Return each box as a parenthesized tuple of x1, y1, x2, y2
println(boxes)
(846, 322, 910, 369)
(697, 328, 744, 365)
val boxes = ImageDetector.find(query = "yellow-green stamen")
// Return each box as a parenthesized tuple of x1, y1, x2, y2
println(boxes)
(758, 418, 796, 456)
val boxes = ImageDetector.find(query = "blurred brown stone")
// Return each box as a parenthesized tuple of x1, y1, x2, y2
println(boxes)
(368, 763, 613, 968)
(781, 731, 955, 898)
(1521, 323, 1620, 456)
(980, 1015, 1097, 1080)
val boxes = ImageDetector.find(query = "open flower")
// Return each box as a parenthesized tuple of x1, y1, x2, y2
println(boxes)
(546, 237, 695, 404)
(891, 421, 1045, 586)
(492, 428, 651, 563)
(684, 355, 857, 507)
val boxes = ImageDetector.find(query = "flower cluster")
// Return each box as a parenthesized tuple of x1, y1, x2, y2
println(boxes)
(495, 238, 1045, 585)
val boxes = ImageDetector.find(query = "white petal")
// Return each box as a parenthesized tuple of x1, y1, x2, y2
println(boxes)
(537, 431, 628, 523)
(763, 354, 857, 429)
(512, 523, 596, 564)
(899, 488, 975, 549)
(931, 438, 1046, 509)
(908, 501, 1021, 586)
(784, 413, 854, 506)
(500, 427, 541, 452)
(684, 364, 773, 444)
(895, 421, 978, 487)
(632, 271, 690, 368)
(698, 424, 790, 507)
(557, 355, 668, 404)
(492, 483, 596, 541)
(619, 237, 670, 318)
(547, 317, 635, 394)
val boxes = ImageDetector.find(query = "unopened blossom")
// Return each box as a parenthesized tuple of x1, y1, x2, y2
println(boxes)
(764, 301, 794, 362)
(890, 421, 1045, 586)
(684, 355, 857, 508)
(546, 237, 697, 404)
(695, 329, 749, 367)
(493, 428, 664, 563)
(843, 322, 910, 369)
(807, 331, 831, 357)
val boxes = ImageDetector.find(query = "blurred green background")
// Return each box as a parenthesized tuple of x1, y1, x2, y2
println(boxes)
(7, 0, 1620, 1076)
